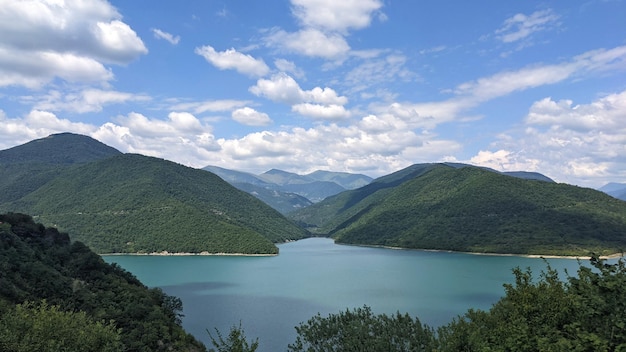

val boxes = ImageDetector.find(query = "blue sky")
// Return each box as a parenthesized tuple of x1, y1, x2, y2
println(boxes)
(0, 0, 625, 188)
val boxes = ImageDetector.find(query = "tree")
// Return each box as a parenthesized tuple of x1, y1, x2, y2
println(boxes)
(207, 323, 259, 352)
(287, 305, 437, 352)
(0, 300, 122, 352)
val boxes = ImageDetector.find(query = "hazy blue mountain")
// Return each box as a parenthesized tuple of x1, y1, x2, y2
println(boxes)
(306, 170, 373, 189)
(203, 165, 268, 185)
(599, 182, 626, 201)
(258, 169, 315, 185)
(204, 166, 374, 209)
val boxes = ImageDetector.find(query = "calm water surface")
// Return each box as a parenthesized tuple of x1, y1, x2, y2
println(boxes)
(104, 238, 589, 351)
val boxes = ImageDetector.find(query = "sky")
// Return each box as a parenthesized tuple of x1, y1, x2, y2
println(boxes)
(0, 0, 625, 188)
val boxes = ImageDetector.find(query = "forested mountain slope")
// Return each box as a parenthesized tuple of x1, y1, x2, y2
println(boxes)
(1, 153, 309, 254)
(0, 133, 121, 204)
(0, 212, 205, 351)
(289, 164, 626, 256)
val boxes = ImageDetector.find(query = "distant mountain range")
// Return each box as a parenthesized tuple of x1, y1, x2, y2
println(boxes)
(202, 165, 373, 214)
(0, 133, 308, 254)
(599, 182, 626, 201)
(288, 163, 626, 256)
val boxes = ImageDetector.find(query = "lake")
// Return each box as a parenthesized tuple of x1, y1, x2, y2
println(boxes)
(104, 237, 591, 351)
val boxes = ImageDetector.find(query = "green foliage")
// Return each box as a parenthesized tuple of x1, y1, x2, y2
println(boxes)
(290, 164, 626, 256)
(1, 153, 309, 254)
(0, 213, 206, 351)
(288, 305, 437, 352)
(0, 300, 123, 352)
(284, 258, 626, 352)
(207, 323, 259, 352)
(437, 257, 626, 351)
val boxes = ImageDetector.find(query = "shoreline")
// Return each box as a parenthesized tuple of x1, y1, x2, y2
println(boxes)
(100, 251, 277, 257)
(336, 242, 625, 260)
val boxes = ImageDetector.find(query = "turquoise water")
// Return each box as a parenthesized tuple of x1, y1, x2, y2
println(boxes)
(104, 237, 591, 351)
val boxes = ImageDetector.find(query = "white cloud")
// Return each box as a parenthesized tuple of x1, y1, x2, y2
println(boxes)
(231, 107, 273, 126)
(291, 0, 383, 33)
(152, 28, 180, 45)
(30, 88, 151, 113)
(264, 28, 350, 59)
(195, 46, 270, 77)
(169, 99, 250, 114)
(250, 73, 348, 105)
(495, 9, 560, 43)
(0, 0, 146, 88)
(469, 90, 626, 187)
(292, 103, 351, 120)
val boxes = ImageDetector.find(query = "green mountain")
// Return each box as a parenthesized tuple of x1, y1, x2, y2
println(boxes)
(0, 212, 205, 351)
(289, 163, 626, 256)
(0, 134, 308, 254)
(0, 133, 121, 204)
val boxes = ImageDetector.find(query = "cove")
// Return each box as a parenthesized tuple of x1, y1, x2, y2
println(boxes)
(104, 237, 589, 352)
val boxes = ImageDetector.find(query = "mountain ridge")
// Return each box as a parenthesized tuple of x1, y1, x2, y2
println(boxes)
(288, 163, 626, 256)
(0, 134, 309, 254)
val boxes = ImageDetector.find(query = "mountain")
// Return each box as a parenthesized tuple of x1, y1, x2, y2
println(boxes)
(203, 166, 372, 212)
(203, 165, 313, 213)
(288, 163, 626, 256)
(306, 170, 373, 189)
(0, 212, 205, 351)
(599, 182, 626, 201)
(0, 134, 309, 254)
(0, 132, 121, 165)
(0, 133, 122, 204)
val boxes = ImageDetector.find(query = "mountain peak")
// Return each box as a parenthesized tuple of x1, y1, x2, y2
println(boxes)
(0, 133, 121, 165)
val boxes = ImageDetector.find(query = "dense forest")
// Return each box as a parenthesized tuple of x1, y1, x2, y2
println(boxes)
(0, 135, 310, 254)
(290, 164, 626, 256)
(0, 212, 205, 351)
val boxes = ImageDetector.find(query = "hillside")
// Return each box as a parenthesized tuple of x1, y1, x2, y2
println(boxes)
(0, 133, 121, 204)
(289, 164, 626, 256)
(0, 152, 309, 254)
(0, 212, 205, 351)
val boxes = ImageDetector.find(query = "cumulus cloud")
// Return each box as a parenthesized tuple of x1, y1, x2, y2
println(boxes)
(495, 9, 560, 43)
(291, 0, 383, 34)
(261, 0, 383, 60)
(195, 46, 270, 77)
(152, 28, 180, 45)
(0, 0, 147, 88)
(231, 107, 273, 126)
(264, 28, 350, 59)
(250, 73, 348, 105)
(469, 90, 626, 187)
(292, 103, 351, 120)
(249, 73, 350, 119)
